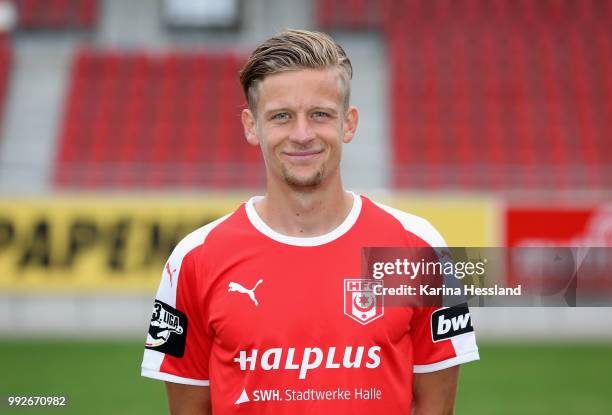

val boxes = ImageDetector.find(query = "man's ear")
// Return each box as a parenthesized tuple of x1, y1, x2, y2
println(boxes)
(342, 105, 358, 144)
(241, 109, 259, 146)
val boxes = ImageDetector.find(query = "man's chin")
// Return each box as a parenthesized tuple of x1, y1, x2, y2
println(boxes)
(282, 171, 324, 188)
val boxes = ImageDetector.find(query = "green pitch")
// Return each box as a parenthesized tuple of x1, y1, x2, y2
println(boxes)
(1, 340, 611, 414)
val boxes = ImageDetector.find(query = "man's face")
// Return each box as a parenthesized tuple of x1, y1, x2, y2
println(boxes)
(242, 68, 358, 189)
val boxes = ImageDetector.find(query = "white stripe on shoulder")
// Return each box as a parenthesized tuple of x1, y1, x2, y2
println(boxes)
(141, 367, 210, 386)
(156, 213, 232, 307)
(373, 201, 447, 248)
(413, 350, 480, 373)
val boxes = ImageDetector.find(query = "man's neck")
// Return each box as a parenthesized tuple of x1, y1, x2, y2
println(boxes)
(254, 178, 354, 238)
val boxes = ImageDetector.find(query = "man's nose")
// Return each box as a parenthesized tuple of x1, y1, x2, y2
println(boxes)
(288, 114, 314, 143)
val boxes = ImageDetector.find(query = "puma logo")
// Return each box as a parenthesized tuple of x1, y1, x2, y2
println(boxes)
(165, 262, 177, 287)
(228, 280, 263, 306)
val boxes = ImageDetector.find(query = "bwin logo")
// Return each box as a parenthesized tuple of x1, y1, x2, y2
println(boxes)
(228, 280, 263, 306)
(431, 306, 474, 342)
(437, 313, 471, 335)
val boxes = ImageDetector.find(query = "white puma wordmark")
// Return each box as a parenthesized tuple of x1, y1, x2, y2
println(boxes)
(228, 279, 263, 306)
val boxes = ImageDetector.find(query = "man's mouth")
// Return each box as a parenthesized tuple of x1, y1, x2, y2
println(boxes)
(282, 149, 324, 162)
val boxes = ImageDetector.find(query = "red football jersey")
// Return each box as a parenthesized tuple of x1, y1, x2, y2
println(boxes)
(142, 193, 479, 414)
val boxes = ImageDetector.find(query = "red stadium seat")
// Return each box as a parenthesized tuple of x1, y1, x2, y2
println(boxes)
(15, 0, 98, 30)
(316, 0, 392, 31)
(55, 49, 264, 189)
(0, 35, 12, 142)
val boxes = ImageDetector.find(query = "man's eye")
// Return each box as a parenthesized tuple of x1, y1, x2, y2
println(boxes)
(313, 111, 329, 119)
(272, 113, 289, 121)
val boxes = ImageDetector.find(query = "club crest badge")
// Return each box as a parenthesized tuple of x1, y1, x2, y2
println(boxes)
(344, 279, 384, 325)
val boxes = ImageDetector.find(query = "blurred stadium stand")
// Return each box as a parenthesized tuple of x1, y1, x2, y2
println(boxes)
(0, 0, 610, 338)
(14, 0, 98, 30)
(316, 0, 390, 31)
(0, 34, 11, 140)
(55, 49, 263, 189)
(319, 0, 612, 190)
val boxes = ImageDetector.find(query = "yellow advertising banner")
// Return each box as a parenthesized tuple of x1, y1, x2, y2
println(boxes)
(385, 195, 499, 247)
(0, 195, 498, 292)
(0, 196, 243, 292)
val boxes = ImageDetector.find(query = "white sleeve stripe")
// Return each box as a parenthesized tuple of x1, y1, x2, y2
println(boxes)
(413, 350, 480, 373)
(156, 213, 232, 308)
(141, 368, 210, 386)
(142, 349, 165, 374)
(372, 201, 447, 248)
(451, 328, 479, 355)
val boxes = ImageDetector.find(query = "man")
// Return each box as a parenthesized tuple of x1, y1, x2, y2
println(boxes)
(141, 29, 479, 414)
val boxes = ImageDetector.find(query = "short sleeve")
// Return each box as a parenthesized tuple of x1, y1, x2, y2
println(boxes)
(411, 304, 479, 373)
(141, 227, 214, 386)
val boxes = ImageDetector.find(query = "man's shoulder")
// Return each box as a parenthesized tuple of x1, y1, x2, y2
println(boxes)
(361, 196, 447, 248)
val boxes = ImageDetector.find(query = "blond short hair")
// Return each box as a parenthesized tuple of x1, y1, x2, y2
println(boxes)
(239, 29, 353, 112)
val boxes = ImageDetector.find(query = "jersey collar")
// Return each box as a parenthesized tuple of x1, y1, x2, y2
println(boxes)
(245, 191, 362, 246)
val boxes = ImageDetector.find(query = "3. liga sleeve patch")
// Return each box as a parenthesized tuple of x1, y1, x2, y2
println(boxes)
(145, 300, 188, 357)
(431, 305, 474, 342)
